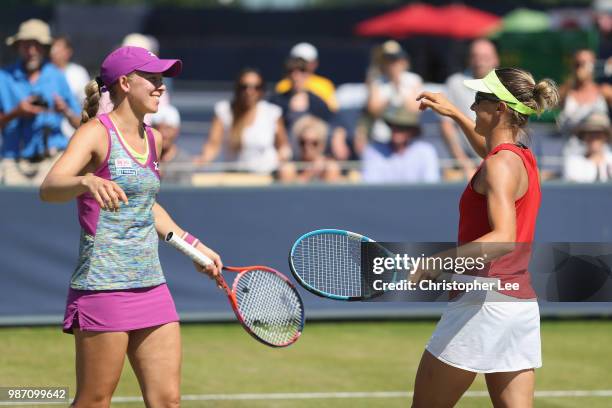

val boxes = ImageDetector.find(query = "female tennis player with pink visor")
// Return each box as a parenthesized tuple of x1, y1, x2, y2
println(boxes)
(40, 46, 222, 407)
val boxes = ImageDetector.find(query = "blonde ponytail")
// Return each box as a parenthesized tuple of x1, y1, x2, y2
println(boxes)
(533, 79, 560, 113)
(496, 68, 560, 128)
(81, 78, 102, 124)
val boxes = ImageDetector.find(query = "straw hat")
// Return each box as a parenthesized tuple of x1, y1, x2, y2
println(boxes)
(575, 112, 612, 139)
(383, 106, 421, 129)
(6, 19, 52, 46)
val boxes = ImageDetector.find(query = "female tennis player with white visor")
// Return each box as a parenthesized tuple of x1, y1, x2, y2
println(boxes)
(411, 68, 559, 408)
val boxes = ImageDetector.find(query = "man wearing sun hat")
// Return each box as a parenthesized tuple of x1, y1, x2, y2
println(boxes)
(0, 19, 81, 185)
(361, 106, 440, 183)
(564, 112, 612, 182)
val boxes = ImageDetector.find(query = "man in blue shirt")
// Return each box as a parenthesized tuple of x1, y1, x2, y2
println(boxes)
(362, 107, 440, 183)
(0, 19, 81, 185)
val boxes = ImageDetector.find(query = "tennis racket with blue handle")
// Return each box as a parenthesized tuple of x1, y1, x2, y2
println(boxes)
(289, 229, 397, 301)
(289, 229, 500, 301)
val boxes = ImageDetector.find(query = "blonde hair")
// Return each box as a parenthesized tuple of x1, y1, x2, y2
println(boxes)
(293, 115, 329, 145)
(495, 68, 560, 129)
(81, 78, 102, 124)
(81, 73, 137, 124)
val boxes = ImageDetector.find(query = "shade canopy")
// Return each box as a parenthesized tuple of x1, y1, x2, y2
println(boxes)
(355, 3, 501, 39)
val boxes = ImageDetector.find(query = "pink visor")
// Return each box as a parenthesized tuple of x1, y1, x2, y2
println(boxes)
(100, 46, 182, 88)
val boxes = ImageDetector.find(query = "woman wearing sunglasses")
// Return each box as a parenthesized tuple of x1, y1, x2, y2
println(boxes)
(197, 68, 291, 173)
(277, 114, 341, 183)
(412, 68, 559, 408)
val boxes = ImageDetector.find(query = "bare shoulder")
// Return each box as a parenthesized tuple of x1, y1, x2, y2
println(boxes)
(69, 119, 108, 152)
(481, 150, 525, 188)
(50, 119, 108, 176)
(488, 149, 523, 169)
(73, 118, 106, 139)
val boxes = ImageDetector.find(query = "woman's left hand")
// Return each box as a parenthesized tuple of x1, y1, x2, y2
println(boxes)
(416, 92, 459, 118)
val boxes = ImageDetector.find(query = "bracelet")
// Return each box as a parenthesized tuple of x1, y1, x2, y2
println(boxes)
(181, 231, 200, 248)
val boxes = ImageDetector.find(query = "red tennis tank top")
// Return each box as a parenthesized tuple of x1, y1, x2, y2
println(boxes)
(457, 143, 540, 299)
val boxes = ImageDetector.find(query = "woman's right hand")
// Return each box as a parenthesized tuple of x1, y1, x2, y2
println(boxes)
(192, 243, 223, 281)
(81, 173, 129, 211)
(416, 92, 459, 118)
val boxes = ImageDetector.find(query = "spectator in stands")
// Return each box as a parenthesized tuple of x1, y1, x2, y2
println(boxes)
(278, 115, 341, 183)
(0, 19, 80, 186)
(271, 57, 333, 142)
(351, 43, 388, 157)
(275, 42, 338, 111)
(441, 38, 499, 177)
(123, 33, 160, 56)
(329, 115, 355, 161)
(362, 107, 439, 183)
(50, 35, 89, 107)
(558, 49, 611, 136)
(365, 42, 386, 86)
(563, 112, 612, 182)
(364, 40, 423, 144)
(197, 68, 291, 173)
(50, 35, 90, 138)
(150, 104, 191, 184)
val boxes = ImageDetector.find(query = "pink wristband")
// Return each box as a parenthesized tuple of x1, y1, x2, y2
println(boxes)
(181, 232, 200, 247)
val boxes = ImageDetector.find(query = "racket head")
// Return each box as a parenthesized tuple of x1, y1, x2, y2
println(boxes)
(223, 266, 305, 347)
(289, 229, 387, 301)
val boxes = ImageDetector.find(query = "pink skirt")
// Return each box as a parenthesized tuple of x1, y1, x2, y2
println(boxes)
(63, 283, 179, 334)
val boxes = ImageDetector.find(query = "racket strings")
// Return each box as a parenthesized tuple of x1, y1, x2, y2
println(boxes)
(234, 270, 303, 346)
(293, 233, 362, 297)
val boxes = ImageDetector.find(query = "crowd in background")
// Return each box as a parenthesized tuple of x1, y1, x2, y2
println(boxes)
(1, 17, 612, 186)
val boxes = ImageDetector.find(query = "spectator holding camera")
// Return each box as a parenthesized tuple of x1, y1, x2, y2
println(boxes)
(564, 112, 612, 182)
(0, 19, 80, 185)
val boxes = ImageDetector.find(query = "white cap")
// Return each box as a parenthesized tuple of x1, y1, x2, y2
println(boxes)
(122, 33, 160, 55)
(150, 104, 181, 128)
(594, 0, 612, 12)
(290, 42, 318, 62)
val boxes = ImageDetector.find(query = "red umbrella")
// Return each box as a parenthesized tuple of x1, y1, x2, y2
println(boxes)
(355, 3, 501, 39)
(354, 3, 444, 38)
(438, 4, 501, 38)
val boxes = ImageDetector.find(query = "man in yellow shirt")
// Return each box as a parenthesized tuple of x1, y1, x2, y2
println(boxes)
(275, 42, 338, 111)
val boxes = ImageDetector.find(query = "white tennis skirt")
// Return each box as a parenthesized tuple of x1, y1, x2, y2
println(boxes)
(426, 288, 541, 373)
